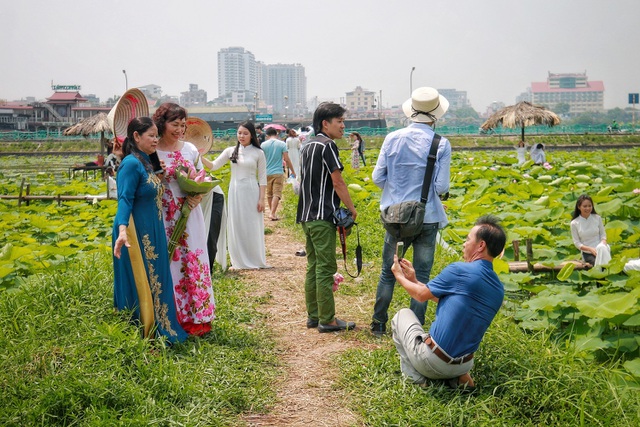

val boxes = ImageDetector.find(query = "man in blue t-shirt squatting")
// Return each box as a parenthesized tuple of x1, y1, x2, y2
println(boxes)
(390, 215, 507, 390)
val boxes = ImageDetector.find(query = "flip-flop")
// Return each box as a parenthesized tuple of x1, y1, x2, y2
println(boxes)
(270, 217, 280, 221)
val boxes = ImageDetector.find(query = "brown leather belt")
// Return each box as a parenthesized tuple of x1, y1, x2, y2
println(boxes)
(424, 336, 474, 365)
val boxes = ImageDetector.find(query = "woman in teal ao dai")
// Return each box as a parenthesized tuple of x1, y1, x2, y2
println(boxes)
(112, 117, 187, 343)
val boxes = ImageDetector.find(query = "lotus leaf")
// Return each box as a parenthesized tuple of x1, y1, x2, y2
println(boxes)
(573, 174, 591, 183)
(524, 208, 550, 222)
(595, 186, 615, 197)
(0, 266, 13, 278)
(493, 258, 510, 274)
(526, 180, 546, 196)
(175, 171, 221, 194)
(0, 243, 12, 260)
(607, 165, 627, 174)
(534, 195, 549, 206)
(574, 336, 612, 353)
(622, 313, 640, 326)
(604, 334, 639, 353)
(574, 287, 640, 319)
(623, 359, 640, 378)
(557, 263, 575, 281)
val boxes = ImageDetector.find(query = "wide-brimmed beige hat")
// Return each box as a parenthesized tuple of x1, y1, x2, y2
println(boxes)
(402, 87, 449, 123)
(107, 88, 149, 142)
(184, 117, 213, 154)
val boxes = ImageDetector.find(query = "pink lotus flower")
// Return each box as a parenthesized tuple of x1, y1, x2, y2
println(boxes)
(633, 188, 640, 194)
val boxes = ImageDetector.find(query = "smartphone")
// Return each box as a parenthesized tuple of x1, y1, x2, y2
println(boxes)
(396, 242, 404, 261)
(149, 152, 164, 175)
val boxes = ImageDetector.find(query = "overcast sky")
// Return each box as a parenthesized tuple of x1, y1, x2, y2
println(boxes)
(2, 0, 639, 112)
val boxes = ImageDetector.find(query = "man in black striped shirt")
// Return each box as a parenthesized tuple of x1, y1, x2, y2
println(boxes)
(296, 102, 358, 333)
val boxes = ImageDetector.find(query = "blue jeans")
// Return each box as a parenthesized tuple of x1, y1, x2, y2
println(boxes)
(372, 223, 439, 325)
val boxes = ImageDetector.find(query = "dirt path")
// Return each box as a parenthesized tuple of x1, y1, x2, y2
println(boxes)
(238, 217, 366, 427)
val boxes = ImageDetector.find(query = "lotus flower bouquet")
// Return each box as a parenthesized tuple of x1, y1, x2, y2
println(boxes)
(168, 164, 221, 260)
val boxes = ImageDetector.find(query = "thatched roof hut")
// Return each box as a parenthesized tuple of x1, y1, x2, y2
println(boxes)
(481, 101, 561, 141)
(63, 113, 112, 153)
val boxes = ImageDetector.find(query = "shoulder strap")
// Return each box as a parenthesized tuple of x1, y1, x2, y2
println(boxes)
(338, 224, 362, 278)
(420, 133, 441, 204)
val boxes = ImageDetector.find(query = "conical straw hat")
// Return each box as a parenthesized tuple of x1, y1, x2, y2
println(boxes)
(107, 88, 149, 143)
(184, 116, 213, 154)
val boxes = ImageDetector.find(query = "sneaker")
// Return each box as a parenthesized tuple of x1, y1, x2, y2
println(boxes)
(370, 321, 386, 337)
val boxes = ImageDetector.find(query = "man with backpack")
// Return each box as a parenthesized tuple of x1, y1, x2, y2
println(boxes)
(370, 87, 451, 337)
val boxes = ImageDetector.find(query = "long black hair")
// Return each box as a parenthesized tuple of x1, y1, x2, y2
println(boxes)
(571, 194, 597, 220)
(122, 116, 156, 173)
(230, 121, 261, 163)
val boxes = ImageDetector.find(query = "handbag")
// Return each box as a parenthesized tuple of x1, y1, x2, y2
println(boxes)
(380, 134, 441, 239)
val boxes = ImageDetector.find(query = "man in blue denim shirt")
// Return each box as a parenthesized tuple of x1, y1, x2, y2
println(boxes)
(370, 87, 451, 336)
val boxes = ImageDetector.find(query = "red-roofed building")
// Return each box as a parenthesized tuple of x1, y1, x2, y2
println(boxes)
(531, 72, 604, 115)
(1, 90, 111, 131)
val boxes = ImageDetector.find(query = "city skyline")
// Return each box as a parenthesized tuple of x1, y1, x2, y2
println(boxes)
(1, 0, 639, 112)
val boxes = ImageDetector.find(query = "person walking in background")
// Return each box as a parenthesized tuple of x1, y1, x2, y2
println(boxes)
(570, 194, 611, 267)
(255, 123, 266, 143)
(370, 87, 451, 337)
(285, 128, 301, 176)
(209, 121, 269, 269)
(350, 132, 366, 166)
(154, 103, 215, 336)
(349, 132, 360, 170)
(262, 127, 297, 221)
(391, 215, 507, 390)
(296, 102, 357, 333)
(299, 126, 312, 145)
(112, 117, 187, 344)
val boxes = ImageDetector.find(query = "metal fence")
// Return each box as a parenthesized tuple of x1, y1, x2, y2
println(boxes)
(1, 124, 636, 141)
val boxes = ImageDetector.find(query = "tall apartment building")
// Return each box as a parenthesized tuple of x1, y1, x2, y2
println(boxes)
(217, 47, 258, 98)
(264, 63, 306, 115)
(217, 47, 306, 115)
(531, 72, 604, 115)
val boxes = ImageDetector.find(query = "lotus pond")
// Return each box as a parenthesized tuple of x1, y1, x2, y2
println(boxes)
(1, 148, 639, 379)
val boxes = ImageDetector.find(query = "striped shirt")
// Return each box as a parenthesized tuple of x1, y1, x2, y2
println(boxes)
(296, 134, 343, 223)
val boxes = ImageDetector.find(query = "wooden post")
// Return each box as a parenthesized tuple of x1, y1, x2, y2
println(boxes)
(526, 238, 533, 272)
(26, 184, 31, 206)
(513, 240, 520, 261)
(18, 178, 25, 208)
